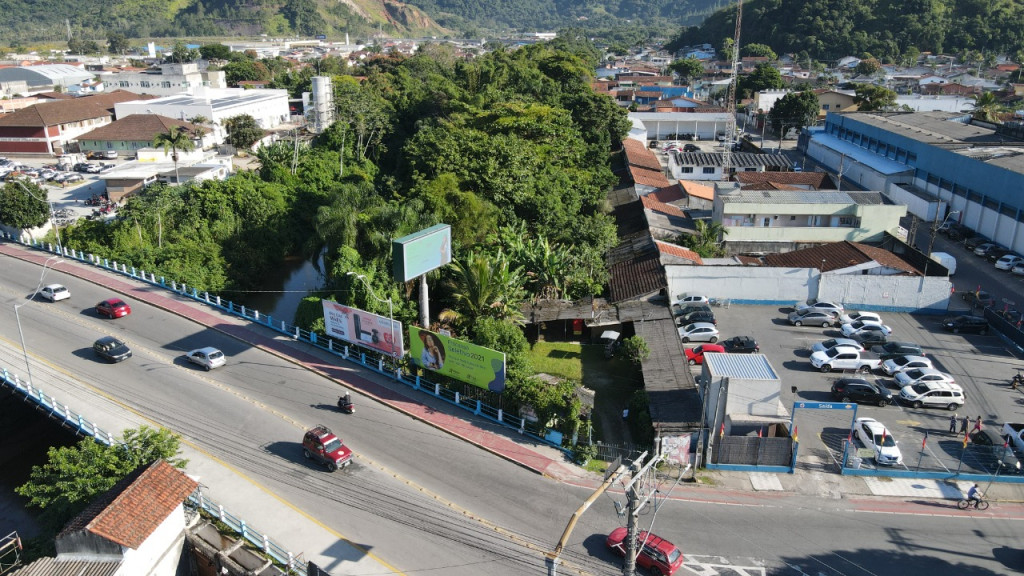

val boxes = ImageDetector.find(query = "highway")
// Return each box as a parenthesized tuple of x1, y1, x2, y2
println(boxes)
(1, 251, 1022, 576)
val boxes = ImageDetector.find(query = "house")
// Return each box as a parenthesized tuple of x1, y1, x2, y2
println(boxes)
(813, 89, 858, 116)
(764, 241, 920, 276)
(0, 90, 146, 155)
(668, 151, 792, 181)
(713, 184, 905, 254)
(752, 89, 791, 114)
(76, 114, 209, 158)
(10, 460, 198, 576)
(621, 138, 671, 195)
(920, 82, 979, 96)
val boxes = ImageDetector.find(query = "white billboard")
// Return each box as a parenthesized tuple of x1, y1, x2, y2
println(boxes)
(322, 300, 404, 358)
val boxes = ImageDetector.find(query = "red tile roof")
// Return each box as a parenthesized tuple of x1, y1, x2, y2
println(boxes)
(622, 139, 663, 172)
(764, 241, 919, 275)
(654, 240, 703, 264)
(680, 181, 714, 201)
(733, 171, 836, 189)
(79, 114, 200, 142)
(0, 91, 147, 128)
(608, 247, 666, 303)
(60, 460, 198, 549)
(629, 165, 671, 188)
(641, 195, 686, 217)
(648, 184, 685, 204)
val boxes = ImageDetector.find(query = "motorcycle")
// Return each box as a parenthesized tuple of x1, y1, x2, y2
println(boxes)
(338, 393, 355, 414)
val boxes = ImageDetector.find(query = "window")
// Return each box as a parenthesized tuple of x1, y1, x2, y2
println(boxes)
(161, 81, 171, 88)
(140, 81, 151, 88)
(790, 216, 796, 221)
(118, 81, 129, 88)
(681, 167, 693, 173)
(823, 104, 830, 110)
(702, 167, 715, 174)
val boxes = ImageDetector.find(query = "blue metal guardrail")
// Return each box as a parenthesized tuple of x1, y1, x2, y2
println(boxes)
(2, 234, 563, 450)
(0, 365, 308, 576)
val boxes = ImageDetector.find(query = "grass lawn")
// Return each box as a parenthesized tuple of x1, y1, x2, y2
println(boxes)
(527, 341, 584, 381)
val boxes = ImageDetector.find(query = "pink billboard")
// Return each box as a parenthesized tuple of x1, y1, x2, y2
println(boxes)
(322, 300, 404, 358)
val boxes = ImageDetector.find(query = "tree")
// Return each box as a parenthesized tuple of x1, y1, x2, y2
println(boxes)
(742, 43, 777, 60)
(853, 83, 898, 111)
(739, 63, 784, 97)
(67, 38, 100, 54)
(223, 59, 271, 86)
(15, 426, 185, 531)
(169, 40, 199, 63)
(854, 58, 882, 77)
(768, 91, 820, 136)
(971, 91, 1003, 123)
(439, 251, 526, 329)
(668, 57, 704, 86)
(224, 114, 265, 150)
(107, 33, 129, 55)
(200, 43, 233, 61)
(619, 335, 651, 364)
(0, 181, 49, 229)
(152, 125, 197, 185)
(675, 219, 727, 257)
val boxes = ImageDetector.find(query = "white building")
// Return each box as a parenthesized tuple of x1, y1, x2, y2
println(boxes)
(114, 86, 290, 143)
(105, 63, 227, 97)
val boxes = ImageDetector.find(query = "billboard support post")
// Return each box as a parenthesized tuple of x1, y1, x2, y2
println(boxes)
(419, 274, 429, 328)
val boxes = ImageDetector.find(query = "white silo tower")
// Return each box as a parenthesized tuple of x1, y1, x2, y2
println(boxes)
(309, 76, 335, 133)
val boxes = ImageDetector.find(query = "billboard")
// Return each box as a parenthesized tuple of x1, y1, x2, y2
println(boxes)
(322, 300, 404, 358)
(408, 327, 506, 392)
(392, 224, 452, 282)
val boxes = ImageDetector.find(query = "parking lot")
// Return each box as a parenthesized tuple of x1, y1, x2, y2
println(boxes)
(1, 155, 119, 226)
(681, 299, 1024, 476)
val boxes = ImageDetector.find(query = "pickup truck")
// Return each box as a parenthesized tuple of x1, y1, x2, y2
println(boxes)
(809, 346, 882, 373)
(1002, 423, 1024, 453)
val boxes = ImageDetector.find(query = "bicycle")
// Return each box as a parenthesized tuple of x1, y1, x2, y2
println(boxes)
(957, 497, 989, 510)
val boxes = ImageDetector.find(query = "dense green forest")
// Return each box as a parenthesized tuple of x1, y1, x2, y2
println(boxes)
(670, 0, 1024, 63)
(11, 35, 629, 441)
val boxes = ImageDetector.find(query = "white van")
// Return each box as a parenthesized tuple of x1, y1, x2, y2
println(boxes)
(899, 381, 964, 410)
(930, 252, 957, 275)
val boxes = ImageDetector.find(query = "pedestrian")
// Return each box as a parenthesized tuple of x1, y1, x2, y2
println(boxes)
(950, 413, 958, 433)
(974, 416, 983, 432)
(960, 415, 970, 434)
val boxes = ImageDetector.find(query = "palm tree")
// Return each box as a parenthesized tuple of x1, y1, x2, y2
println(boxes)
(152, 125, 196, 185)
(970, 92, 1003, 123)
(439, 251, 526, 329)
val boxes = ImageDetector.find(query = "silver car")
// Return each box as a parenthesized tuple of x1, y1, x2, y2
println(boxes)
(677, 322, 720, 343)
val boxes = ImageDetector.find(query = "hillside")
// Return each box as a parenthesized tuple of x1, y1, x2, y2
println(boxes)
(0, 0, 445, 46)
(668, 0, 1024, 63)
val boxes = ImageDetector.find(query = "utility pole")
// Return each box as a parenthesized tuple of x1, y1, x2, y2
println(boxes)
(547, 457, 627, 576)
(621, 453, 663, 576)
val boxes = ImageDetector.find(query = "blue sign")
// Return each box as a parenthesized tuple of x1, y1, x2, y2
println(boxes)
(794, 401, 856, 410)
(315, 34, 327, 40)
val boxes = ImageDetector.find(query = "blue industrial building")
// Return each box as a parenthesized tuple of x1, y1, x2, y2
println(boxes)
(807, 111, 1024, 254)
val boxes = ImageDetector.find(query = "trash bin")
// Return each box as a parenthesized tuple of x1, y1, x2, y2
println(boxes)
(849, 456, 862, 469)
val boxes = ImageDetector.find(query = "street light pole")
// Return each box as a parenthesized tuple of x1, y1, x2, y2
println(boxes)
(346, 272, 397, 359)
(14, 255, 63, 385)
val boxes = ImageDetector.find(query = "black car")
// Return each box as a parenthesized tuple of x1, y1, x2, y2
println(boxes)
(673, 303, 711, 317)
(722, 335, 759, 353)
(969, 428, 1021, 472)
(683, 143, 700, 152)
(871, 341, 924, 361)
(93, 336, 132, 363)
(965, 235, 990, 250)
(678, 309, 717, 326)
(985, 246, 1012, 263)
(831, 378, 892, 407)
(942, 315, 989, 335)
(852, 331, 888, 347)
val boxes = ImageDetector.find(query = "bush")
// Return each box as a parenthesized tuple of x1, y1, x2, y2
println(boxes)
(619, 335, 650, 364)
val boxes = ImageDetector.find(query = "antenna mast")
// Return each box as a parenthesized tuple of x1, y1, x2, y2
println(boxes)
(722, 0, 743, 181)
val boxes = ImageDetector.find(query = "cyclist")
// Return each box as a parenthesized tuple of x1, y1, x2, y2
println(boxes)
(967, 484, 984, 508)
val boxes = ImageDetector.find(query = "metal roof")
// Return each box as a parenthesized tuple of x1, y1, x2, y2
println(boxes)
(719, 190, 859, 204)
(703, 353, 779, 380)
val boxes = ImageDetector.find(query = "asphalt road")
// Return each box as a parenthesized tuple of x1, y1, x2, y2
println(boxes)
(2, 252, 1023, 575)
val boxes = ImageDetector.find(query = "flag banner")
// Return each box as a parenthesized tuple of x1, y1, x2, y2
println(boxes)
(793, 425, 799, 443)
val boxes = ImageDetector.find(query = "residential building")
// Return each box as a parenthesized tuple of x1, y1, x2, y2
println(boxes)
(813, 89, 858, 116)
(668, 151, 792, 181)
(713, 184, 905, 253)
(76, 114, 209, 158)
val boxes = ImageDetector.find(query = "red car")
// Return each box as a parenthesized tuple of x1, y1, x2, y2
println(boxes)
(96, 298, 131, 318)
(684, 343, 726, 366)
(606, 527, 683, 575)
(302, 425, 353, 471)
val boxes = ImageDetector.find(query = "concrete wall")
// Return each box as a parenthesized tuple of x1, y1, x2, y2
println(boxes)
(668, 265, 952, 312)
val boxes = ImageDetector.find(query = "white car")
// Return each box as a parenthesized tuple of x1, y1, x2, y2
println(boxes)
(995, 254, 1024, 271)
(185, 347, 226, 371)
(811, 338, 863, 354)
(840, 321, 892, 338)
(839, 311, 882, 325)
(854, 417, 903, 466)
(39, 284, 70, 302)
(881, 355, 933, 376)
(894, 367, 955, 387)
(796, 300, 844, 316)
(677, 322, 720, 343)
(674, 294, 709, 306)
